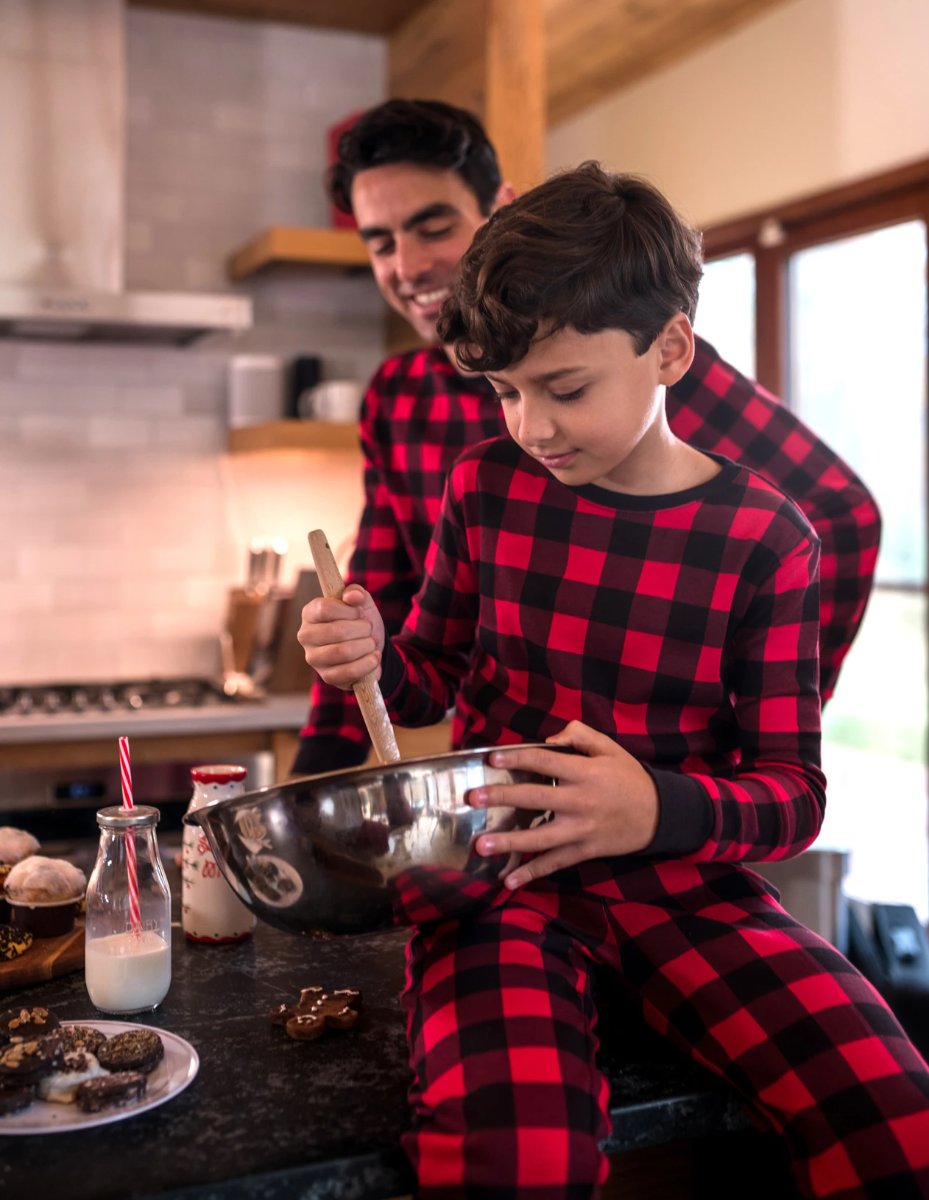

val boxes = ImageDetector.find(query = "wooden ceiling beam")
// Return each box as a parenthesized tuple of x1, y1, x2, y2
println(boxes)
(388, 0, 546, 194)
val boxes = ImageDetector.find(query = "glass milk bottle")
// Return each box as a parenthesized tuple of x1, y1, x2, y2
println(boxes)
(182, 765, 256, 943)
(84, 806, 172, 1014)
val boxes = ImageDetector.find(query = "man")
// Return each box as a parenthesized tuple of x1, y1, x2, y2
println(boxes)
(291, 98, 880, 776)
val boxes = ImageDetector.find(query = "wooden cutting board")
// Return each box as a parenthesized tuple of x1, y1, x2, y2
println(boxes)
(0, 918, 85, 993)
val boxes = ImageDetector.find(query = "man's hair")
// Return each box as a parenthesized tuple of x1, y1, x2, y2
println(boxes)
(327, 99, 502, 217)
(437, 162, 704, 373)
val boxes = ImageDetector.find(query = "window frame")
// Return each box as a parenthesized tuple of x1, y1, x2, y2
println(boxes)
(700, 157, 929, 400)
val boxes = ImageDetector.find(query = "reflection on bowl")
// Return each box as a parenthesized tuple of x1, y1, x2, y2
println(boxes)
(243, 855, 304, 908)
(193, 745, 563, 936)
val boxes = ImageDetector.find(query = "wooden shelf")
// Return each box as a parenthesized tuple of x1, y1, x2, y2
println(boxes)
(227, 420, 360, 453)
(227, 226, 370, 280)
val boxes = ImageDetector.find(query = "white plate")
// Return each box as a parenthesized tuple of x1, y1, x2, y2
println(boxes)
(0, 1020, 199, 1135)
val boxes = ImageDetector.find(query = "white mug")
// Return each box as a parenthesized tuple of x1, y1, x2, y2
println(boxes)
(298, 379, 363, 422)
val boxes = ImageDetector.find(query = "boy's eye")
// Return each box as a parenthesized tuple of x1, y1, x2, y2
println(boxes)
(370, 239, 395, 258)
(551, 387, 585, 403)
(492, 389, 518, 403)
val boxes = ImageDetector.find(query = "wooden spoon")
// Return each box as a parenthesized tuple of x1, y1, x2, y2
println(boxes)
(307, 530, 402, 765)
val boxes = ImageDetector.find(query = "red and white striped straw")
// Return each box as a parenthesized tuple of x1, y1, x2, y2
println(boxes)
(118, 736, 142, 935)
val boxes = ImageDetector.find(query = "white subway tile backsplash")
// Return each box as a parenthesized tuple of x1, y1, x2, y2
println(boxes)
(17, 344, 158, 384)
(127, 92, 154, 126)
(19, 414, 94, 449)
(0, 581, 56, 615)
(150, 416, 223, 451)
(51, 578, 126, 608)
(0, 9, 383, 685)
(17, 542, 122, 581)
(86, 416, 154, 449)
(1, 382, 121, 414)
(126, 221, 153, 254)
(113, 385, 185, 416)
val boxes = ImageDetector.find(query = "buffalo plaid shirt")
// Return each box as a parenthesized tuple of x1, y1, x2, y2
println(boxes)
(379, 442, 826, 863)
(293, 337, 879, 776)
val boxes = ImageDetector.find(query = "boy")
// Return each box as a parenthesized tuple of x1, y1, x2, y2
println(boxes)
(292, 99, 880, 777)
(298, 164, 927, 1198)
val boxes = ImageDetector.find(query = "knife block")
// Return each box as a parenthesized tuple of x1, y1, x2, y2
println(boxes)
(224, 586, 270, 674)
(265, 569, 321, 694)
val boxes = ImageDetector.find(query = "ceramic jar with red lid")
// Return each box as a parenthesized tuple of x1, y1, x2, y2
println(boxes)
(181, 764, 256, 943)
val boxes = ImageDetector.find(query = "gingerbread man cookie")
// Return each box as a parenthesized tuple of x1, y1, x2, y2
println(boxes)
(270, 986, 363, 1042)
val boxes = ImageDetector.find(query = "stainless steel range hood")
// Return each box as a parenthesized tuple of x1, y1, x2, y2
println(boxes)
(0, 286, 252, 346)
(0, 0, 252, 346)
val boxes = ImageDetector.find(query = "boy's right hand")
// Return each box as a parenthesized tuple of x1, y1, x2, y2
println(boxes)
(297, 585, 385, 690)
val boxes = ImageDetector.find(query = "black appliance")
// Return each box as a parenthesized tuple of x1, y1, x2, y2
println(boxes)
(0, 676, 273, 840)
(847, 899, 929, 1055)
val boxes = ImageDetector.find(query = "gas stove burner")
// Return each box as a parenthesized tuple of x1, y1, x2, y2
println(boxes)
(0, 677, 233, 717)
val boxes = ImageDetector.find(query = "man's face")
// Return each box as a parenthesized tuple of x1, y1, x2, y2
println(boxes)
(351, 163, 491, 343)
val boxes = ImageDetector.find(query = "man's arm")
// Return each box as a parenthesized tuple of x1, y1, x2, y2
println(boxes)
(649, 528, 827, 864)
(667, 336, 881, 702)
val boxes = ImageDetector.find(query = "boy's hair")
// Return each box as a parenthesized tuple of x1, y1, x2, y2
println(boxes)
(327, 99, 502, 217)
(437, 162, 704, 373)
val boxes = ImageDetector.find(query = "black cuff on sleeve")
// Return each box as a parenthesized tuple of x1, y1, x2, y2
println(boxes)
(378, 639, 407, 702)
(290, 735, 368, 778)
(644, 767, 715, 856)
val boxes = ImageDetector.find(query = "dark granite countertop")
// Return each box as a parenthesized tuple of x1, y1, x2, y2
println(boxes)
(0, 842, 749, 1200)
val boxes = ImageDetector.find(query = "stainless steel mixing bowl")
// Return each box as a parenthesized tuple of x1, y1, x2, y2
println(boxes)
(193, 745, 562, 936)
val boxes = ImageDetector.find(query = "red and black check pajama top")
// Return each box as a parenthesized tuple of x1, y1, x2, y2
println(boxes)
(293, 338, 880, 775)
(376, 440, 928, 1200)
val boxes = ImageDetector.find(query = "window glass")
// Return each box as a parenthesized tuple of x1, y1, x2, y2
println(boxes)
(789, 220, 928, 919)
(694, 253, 756, 378)
(790, 221, 926, 586)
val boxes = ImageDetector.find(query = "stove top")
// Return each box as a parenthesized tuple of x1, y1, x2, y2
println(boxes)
(0, 677, 233, 718)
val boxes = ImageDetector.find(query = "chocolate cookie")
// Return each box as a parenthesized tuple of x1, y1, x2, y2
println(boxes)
(0, 925, 33, 962)
(76, 1071, 147, 1113)
(59, 1024, 108, 1057)
(0, 1082, 36, 1116)
(0, 1006, 60, 1045)
(270, 986, 363, 1042)
(0, 1034, 64, 1083)
(38, 1050, 108, 1104)
(96, 1028, 164, 1075)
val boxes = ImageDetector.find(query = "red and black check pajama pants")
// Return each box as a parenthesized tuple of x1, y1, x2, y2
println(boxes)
(396, 860, 929, 1199)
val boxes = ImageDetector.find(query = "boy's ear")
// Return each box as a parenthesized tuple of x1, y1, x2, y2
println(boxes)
(491, 181, 517, 212)
(656, 313, 695, 386)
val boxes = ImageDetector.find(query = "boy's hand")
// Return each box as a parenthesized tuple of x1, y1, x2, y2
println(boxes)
(467, 721, 659, 888)
(297, 586, 385, 690)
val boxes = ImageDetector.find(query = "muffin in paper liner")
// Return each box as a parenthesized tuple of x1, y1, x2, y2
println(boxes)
(4, 856, 86, 939)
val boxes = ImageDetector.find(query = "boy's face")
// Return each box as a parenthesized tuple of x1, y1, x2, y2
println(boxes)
(484, 321, 694, 494)
(351, 162, 495, 343)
